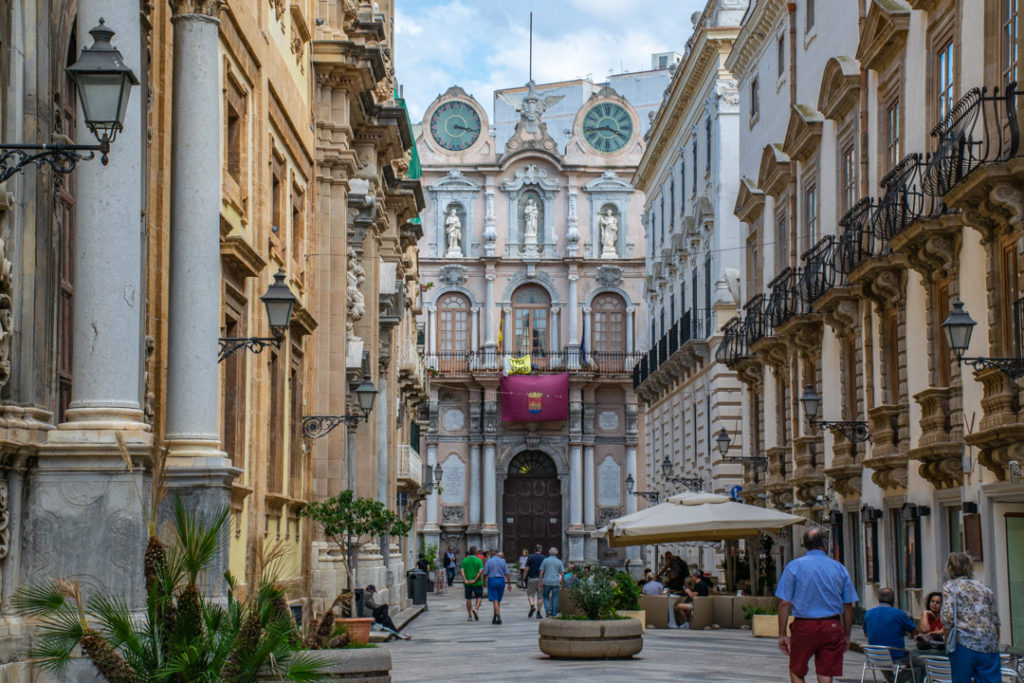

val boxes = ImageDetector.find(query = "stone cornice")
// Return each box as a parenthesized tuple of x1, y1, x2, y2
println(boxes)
(734, 177, 765, 223)
(817, 56, 861, 122)
(725, 0, 787, 79)
(757, 143, 791, 198)
(635, 26, 739, 191)
(782, 105, 824, 163)
(856, 0, 911, 72)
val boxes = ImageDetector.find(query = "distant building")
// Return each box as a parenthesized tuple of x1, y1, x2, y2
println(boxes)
(413, 62, 670, 564)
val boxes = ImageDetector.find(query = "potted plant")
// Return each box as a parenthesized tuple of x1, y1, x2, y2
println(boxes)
(611, 570, 645, 631)
(742, 603, 787, 637)
(422, 543, 438, 592)
(538, 566, 644, 659)
(298, 490, 411, 637)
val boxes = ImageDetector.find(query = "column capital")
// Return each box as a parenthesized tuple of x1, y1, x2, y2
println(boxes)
(168, 0, 223, 16)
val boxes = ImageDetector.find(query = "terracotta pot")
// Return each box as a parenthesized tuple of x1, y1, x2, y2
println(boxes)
(337, 617, 374, 645)
(538, 617, 643, 659)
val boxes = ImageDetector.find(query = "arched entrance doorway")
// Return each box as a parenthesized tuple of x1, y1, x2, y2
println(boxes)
(502, 451, 562, 559)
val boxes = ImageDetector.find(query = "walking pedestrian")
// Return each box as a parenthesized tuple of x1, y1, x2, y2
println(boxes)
(484, 548, 512, 624)
(444, 546, 457, 587)
(775, 526, 858, 683)
(539, 547, 565, 618)
(524, 544, 545, 618)
(942, 551, 1001, 682)
(518, 548, 529, 589)
(460, 545, 484, 622)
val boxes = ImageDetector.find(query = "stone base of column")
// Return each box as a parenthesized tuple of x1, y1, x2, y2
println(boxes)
(311, 540, 347, 613)
(356, 543, 385, 600)
(480, 527, 499, 552)
(164, 436, 229, 465)
(567, 529, 586, 563)
(466, 530, 483, 552)
(54, 405, 151, 434)
(583, 532, 598, 565)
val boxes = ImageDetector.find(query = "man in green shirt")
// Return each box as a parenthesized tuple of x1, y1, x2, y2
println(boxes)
(460, 545, 484, 621)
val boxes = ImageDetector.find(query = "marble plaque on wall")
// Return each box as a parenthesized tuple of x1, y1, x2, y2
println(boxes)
(441, 454, 466, 504)
(443, 408, 465, 431)
(597, 410, 619, 431)
(597, 455, 621, 507)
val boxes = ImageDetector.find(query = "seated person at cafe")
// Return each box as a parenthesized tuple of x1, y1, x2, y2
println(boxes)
(863, 587, 921, 680)
(672, 576, 698, 629)
(917, 591, 945, 650)
(641, 572, 664, 596)
(656, 551, 690, 592)
(692, 570, 711, 597)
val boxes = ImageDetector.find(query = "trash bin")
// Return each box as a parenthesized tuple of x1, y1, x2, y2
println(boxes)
(353, 588, 365, 618)
(408, 570, 428, 606)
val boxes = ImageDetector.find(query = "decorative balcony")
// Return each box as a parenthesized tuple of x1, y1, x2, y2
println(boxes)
(824, 433, 862, 498)
(798, 236, 839, 305)
(836, 198, 878, 276)
(965, 366, 1024, 480)
(633, 309, 713, 398)
(872, 153, 943, 241)
(764, 445, 793, 508)
(863, 403, 910, 493)
(397, 444, 423, 489)
(791, 435, 826, 504)
(909, 387, 963, 489)
(923, 84, 1021, 200)
(743, 294, 771, 348)
(716, 315, 748, 368)
(432, 348, 645, 377)
(766, 267, 810, 329)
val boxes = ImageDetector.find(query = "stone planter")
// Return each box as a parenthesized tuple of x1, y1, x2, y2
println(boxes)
(337, 617, 375, 645)
(615, 609, 646, 633)
(538, 618, 643, 659)
(258, 648, 391, 681)
(751, 614, 793, 638)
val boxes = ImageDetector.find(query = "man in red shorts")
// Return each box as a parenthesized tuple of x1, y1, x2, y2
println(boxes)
(776, 526, 858, 683)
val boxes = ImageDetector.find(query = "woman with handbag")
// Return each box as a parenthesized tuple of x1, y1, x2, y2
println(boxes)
(941, 552, 1001, 682)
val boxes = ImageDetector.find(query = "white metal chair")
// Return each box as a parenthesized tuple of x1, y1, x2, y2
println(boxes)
(920, 655, 953, 683)
(859, 645, 918, 683)
(1004, 666, 1024, 682)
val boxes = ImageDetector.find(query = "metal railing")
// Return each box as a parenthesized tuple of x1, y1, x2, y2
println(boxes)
(766, 267, 809, 328)
(837, 197, 877, 275)
(873, 153, 944, 241)
(716, 315, 748, 367)
(924, 83, 1020, 197)
(743, 294, 771, 347)
(631, 308, 711, 389)
(798, 235, 839, 305)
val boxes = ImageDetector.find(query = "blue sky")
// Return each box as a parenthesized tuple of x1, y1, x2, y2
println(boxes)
(395, 0, 709, 123)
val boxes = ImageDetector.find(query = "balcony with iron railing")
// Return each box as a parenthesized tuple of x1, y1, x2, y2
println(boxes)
(836, 197, 878, 276)
(766, 266, 810, 329)
(429, 348, 645, 376)
(873, 153, 945, 242)
(923, 83, 1021, 199)
(632, 309, 711, 392)
(743, 294, 771, 348)
(798, 235, 840, 305)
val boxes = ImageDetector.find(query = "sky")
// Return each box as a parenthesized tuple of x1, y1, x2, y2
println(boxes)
(394, 0, 709, 124)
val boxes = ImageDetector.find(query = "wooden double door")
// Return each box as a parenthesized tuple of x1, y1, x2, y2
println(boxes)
(501, 451, 562, 559)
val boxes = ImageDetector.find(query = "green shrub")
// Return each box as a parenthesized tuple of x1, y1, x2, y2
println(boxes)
(611, 571, 641, 611)
(565, 566, 619, 620)
(742, 604, 778, 621)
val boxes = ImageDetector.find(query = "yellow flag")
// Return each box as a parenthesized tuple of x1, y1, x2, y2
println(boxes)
(508, 355, 532, 375)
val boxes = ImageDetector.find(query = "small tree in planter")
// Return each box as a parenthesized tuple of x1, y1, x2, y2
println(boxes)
(298, 490, 411, 616)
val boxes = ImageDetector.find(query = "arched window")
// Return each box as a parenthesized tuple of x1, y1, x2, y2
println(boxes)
(592, 293, 626, 371)
(512, 285, 550, 356)
(437, 293, 470, 372)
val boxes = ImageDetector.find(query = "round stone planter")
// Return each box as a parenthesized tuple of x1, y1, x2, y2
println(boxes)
(258, 647, 391, 681)
(538, 618, 644, 659)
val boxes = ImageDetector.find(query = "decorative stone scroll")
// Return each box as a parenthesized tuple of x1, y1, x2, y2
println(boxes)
(0, 238, 12, 389)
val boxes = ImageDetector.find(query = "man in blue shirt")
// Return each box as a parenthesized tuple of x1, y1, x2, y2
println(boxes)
(483, 549, 511, 624)
(864, 587, 922, 681)
(776, 526, 859, 683)
(524, 545, 546, 618)
(539, 547, 565, 618)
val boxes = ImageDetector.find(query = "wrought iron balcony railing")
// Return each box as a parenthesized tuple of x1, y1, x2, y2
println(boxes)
(923, 83, 1020, 197)
(798, 235, 839, 305)
(837, 197, 877, 275)
(872, 153, 944, 241)
(766, 266, 809, 328)
(743, 294, 771, 347)
(631, 308, 711, 389)
(716, 315, 748, 367)
(429, 348, 645, 375)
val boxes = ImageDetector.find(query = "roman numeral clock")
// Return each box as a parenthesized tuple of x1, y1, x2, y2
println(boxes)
(581, 101, 634, 154)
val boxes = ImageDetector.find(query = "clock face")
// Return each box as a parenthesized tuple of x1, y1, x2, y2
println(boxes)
(582, 101, 634, 153)
(429, 100, 482, 152)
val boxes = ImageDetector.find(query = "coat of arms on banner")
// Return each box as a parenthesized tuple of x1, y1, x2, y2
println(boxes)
(527, 391, 543, 413)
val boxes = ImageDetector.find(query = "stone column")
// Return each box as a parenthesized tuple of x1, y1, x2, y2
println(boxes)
(426, 305, 436, 367)
(470, 305, 480, 352)
(376, 378, 388, 504)
(625, 445, 638, 516)
(425, 443, 439, 532)
(469, 443, 481, 526)
(483, 443, 497, 529)
(483, 268, 496, 368)
(568, 444, 583, 562)
(583, 446, 596, 528)
(550, 306, 560, 358)
(567, 269, 579, 368)
(626, 306, 635, 353)
(503, 307, 513, 353)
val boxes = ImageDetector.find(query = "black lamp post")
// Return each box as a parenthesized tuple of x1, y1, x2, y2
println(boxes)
(800, 384, 870, 443)
(302, 371, 378, 439)
(624, 473, 660, 503)
(219, 271, 296, 362)
(715, 426, 768, 471)
(0, 19, 138, 182)
(941, 300, 1024, 378)
(660, 456, 704, 491)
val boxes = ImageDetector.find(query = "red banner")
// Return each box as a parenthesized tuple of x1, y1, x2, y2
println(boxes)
(500, 372, 569, 422)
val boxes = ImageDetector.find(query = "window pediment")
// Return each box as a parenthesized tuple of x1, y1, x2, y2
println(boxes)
(783, 105, 824, 162)
(734, 177, 765, 223)
(855, 0, 911, 72)
(818, 56, 861, 121)
(757, 143, 792, 198)
(428, 169, 481, 193)
(500, 163, 560, 193)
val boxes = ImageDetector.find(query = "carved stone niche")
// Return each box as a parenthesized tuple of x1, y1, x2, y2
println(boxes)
(824, 436, 862, 499)
(909, 387, 963, 489)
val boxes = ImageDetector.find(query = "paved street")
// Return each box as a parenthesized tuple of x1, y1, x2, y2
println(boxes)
(382, 587, 869, 682)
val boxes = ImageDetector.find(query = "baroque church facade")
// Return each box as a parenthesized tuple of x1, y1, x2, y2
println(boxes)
(414, 64, 671, 564)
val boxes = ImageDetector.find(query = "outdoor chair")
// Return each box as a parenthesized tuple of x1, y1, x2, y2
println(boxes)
(1003, 666, 1024, 682)
(859, 644, 917, 683)
(920, 655, 953, 683)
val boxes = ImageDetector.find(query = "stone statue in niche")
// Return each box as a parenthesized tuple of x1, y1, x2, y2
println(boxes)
(599, 209, 618, 257)
(346, 246, 366, 341)
(523, 197, 539, 242)
(445, 206, 463, 257)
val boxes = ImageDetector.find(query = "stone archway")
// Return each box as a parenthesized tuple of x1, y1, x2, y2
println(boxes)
(501, 451, 562, 559)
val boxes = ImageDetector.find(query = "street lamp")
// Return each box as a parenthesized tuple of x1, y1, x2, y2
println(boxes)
(715, 426, 768, 471)
(0, 19, 138, 182)
(302, 371, 378, 439)
(800, 384, 870, 443)
(218, 271, 296, 362)
(660, 457, 703, 491)
(625, 473, 660, 503)
(941, 300, 1024, 378)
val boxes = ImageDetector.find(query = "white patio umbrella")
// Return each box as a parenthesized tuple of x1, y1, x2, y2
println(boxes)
(601, 491, 804, 547)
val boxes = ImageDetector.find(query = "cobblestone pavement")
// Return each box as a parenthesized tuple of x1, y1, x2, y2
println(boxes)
(382, 586, 869, 682)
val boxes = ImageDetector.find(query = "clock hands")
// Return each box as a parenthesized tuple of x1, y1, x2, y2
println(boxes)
(450, 123, 478, 134)
(584, 125, 619, 134)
